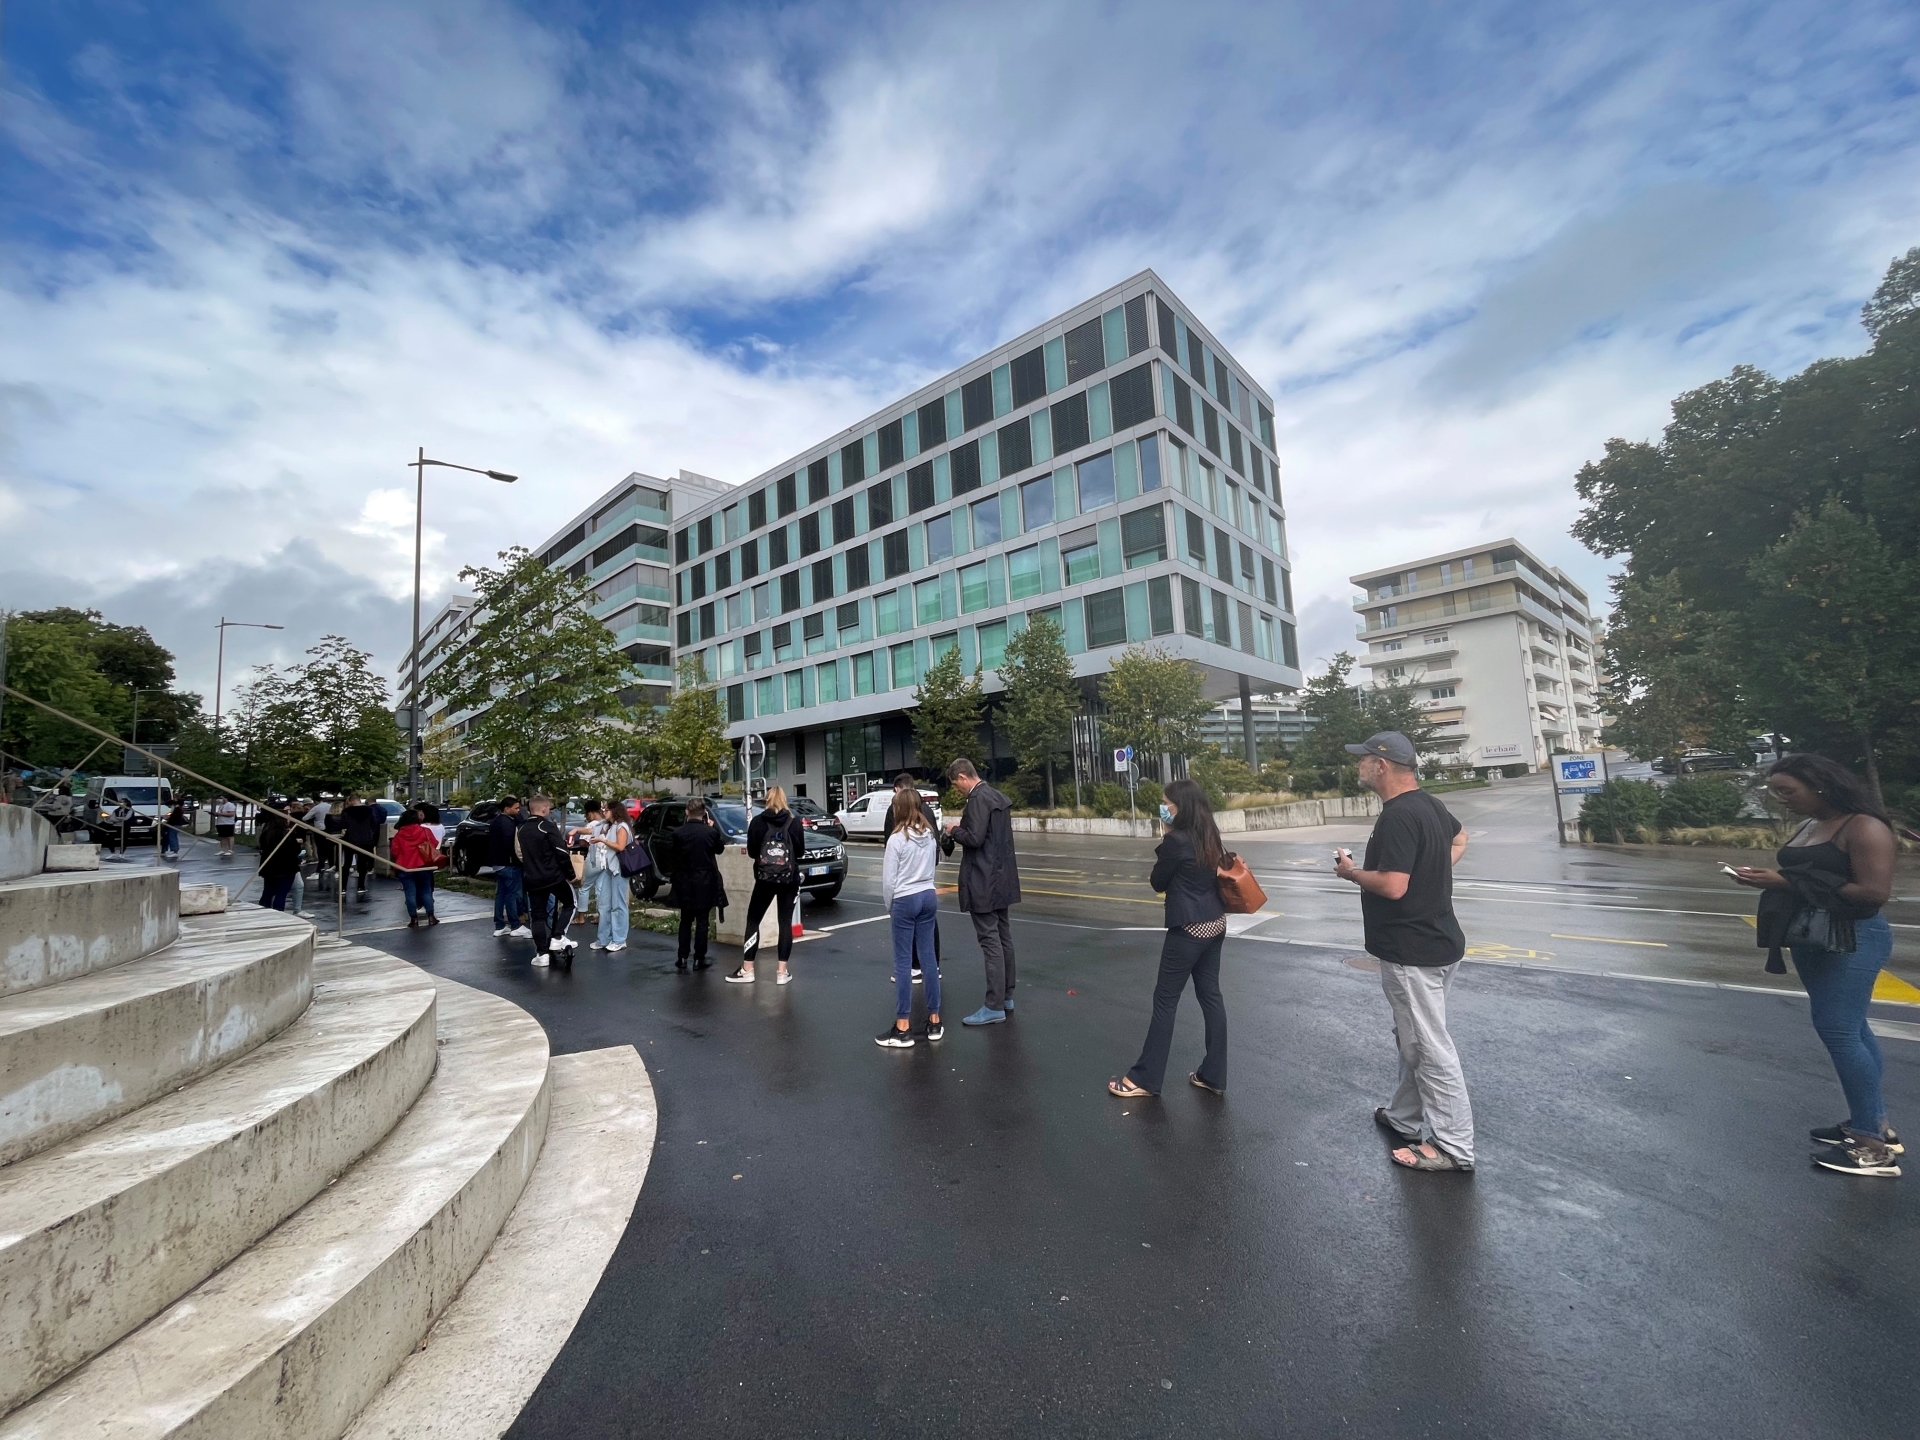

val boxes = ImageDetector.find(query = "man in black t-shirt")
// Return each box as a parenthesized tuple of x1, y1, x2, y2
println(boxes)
(1334, 732, 1475, 1172)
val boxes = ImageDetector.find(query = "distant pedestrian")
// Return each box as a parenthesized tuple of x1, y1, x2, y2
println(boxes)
(107, 794, 135, 854)
(882, 772, 941, 984)
(419, 803, 445, 844)
(320, 799, 344, 875)
(489, 796, 530, 937)
(668, 797, 729, 971)
(940, 759, 1022, 1026)
(568, 801, 602, 925)
(584, 798, 633, 953)
(339, 794, 380, 900)
(515, 795, 577, 966)
(305, 795, 334, 869)
(1335, 731, 1473, 1173)
(286, 799, 316, 916)
(730, 786, 805, 985)
(256, 801, 305, 912)
(1733, 753, 1901, 1178)
(877, 787, 943, 1047)
(33, 781, 79, 836)
(213, 796, 238, 857)
(389, 806, 441, 928)
(1109, 778, 1228, 1099)
(162, 796, 186, 859)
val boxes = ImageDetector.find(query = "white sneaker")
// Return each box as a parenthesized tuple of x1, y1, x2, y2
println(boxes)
(607, 942, 625, 953)
(549, 938, 570, 953)
(531, 953, 550, 968)
(493, 927, 510, 937)
(590, 941, 608, 951)
(509, 926, 532, 938)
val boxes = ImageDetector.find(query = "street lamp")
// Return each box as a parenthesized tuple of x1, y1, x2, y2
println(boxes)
(405, 447, 517, 801)
(213, 618, 285, 735)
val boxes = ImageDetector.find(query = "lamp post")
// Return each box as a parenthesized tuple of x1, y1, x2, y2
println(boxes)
(405, 447, 517, 802)
(214, 618, 285, 736)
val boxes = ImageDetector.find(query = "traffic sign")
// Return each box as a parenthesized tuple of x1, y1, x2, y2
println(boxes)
(1113, 746, 1132, 772)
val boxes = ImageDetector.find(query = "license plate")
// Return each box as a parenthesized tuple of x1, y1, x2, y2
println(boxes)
(806, 865, 829, 877)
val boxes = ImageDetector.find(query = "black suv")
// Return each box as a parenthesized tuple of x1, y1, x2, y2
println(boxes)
(788, 794, 846, 840)
(448, 801, 506, 876)
(630, 800, 846, 904)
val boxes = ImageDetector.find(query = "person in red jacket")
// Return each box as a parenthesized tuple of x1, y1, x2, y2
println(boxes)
(389, 806, 442, 928)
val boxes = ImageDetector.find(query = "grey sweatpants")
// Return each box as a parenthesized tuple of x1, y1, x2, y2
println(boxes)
(1379, 960, 1475, 1166)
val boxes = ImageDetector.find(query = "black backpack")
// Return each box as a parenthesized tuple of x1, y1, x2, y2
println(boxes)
(754, 815, 799, 884)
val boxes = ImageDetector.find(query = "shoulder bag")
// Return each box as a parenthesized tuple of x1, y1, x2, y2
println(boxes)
(1217, 851, 1266, 914)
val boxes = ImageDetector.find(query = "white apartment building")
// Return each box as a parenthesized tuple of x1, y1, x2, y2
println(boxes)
(1350, 539, 1602, 772)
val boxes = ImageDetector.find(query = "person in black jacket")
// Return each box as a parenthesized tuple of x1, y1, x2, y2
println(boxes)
(488, 797, 528, 937)
(669, 797, 730, 970)
(515, 795, 577, 966)
(883, 772, 941, 982)
(941, 759, 1023, 1026)
(256, 800, 306, 913)
(729, 786, 807, 985)
(339, 795, 382, 900)
(1110, 778, 1228, 1098)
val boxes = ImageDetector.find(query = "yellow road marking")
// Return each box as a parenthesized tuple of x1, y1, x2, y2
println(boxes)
(1875, 972, 1920, 1003)
(1742, 915, 1757, 928)
(1550, 934, 1669, 948)
(1465, 943, 1556, 961)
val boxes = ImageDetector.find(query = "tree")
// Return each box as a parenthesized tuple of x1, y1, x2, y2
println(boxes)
(1594, 571, 1750, 762)
(431, 546, 636, 798)
(911, 645, 985, 777)
(1290, 653, 1370, 787)
(655, 657, 731, 790)
(2, 609, 200, 773)
(227, 637, 401, 796)
(1099, 644, 1212, 762)
(997, 613, 1078, 805)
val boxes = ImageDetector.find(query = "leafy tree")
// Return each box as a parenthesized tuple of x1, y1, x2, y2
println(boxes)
(1655, 776, 1745, 829)
(1595, 571, 1750, 762)
(911, 645, 985, 776)
(1099, 643, 1212, 762)
(1289, 652, 1444, 790)
(2, 609, 207, 773)
(431, 546, 635, 798)
(997, 613, 1077, 804)
(228, 636, 401, 796)
(655, 657, 731, 790)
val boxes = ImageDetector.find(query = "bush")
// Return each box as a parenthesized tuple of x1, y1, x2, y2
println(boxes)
(1132, 778, 1164, 814)
(1655, 777, 1744, 830)
(1089, 782, 1128, 817)
(1579, 780, 1662, 842)
(941, 786, 966, 814)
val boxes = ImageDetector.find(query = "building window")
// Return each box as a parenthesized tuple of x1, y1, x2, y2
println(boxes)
(930, 631, 959, 664)
(1181, 576, 1205, 637)
(715, 551, 732, 590)
(676, 612, 692, 647)
(914, 397, 945, 450)
(1148, 575, 1175, 635)
(726, 592, 745, 630)
(883, 529, 910, 579)
(879, 419, 904, 470)
(1261, 556, 1277, 605)
(689, 565, 707, 601)
(971, 496, 1001, 547)
(999, 417, 1033, 476)
(807, 458, 830, 503)
(773, 621, 794, 661)
(891, 643, 916, 689)
(914, 577, 943, 625)
(1238, 543, 1256, 588)
(1386, 666, 1406, 678)
(744, 630, 763, 666)
(1121, 506, 1167, 567)
(959, 562, 991, 613)
(1172, 374, 1194, 435)
(1281, 618, 1298, 668)
(1077, 451, 1115, 511)
(978, 619, 1008, 671)
(699, 601, 716, 640)
(1085, 589, 1127, 649)
(831, 497, 855, 544)
(787, 670, 806, 709)
(1430, 686, 1457, 699)
(1020, 475, 1054, 531)
(812, 557, 834, 601)
(818, 661, 842, 703)
(740, 542, 760, 582)
(951, 439, 982, 495)
(840, 441, 865, 486)
(1065, 317, 1105, 384)
(768, 527, 789, 568)
(756, 676, 780, 716)
(1010, 347, 1046, 408)
(1236, 600, 1256, 655)
(927, 512, 954, 562)
(1380, 639, 1402, 651)
(803, 611, 826, 643)
(907, 461, 935, 514)
(798, 512, 821, 557)
(779, 571, 800, 611)
(1424, 631, 1449, 644)
(876, 589, 904, 635)
(727, 683, 745, 724)
(1061, 529, 1100, 586)
(836, 601, 860, 639)
(868, 478, 893, 528)
(846, 545, 870, 591)
(1212, 526, 1233, 583)
(962, 374, 994, 431)
(853, 651, 876, 695)
(1210, 589, 1232, 646)
(748, 489, 767, 530)
(1008, 544, 1043, 601)
(777, 473, 797, 517)
(1109, 363, 1155, 431)
(1050, 391, 1090, 454)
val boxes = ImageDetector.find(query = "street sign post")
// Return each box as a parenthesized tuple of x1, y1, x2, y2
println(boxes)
(1551, 752, 1610, 843)
(1114, 746, 1137, 823)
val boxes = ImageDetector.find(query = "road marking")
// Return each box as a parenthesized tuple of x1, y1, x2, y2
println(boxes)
(1874, 972, 1920, 1004)
(1550, 934, 1669, 948)
(1465, 942, 1556, 960)
(815, 914, 892, 933)
(1870, 1018, 1920, 1042)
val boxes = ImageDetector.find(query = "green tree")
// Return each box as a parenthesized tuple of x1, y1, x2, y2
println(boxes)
(1099, 643, 1212, 762)
(656, 657, 731, 789)
(227, 637, 401, 797)
(1290, 653, 1370, 788)
(2, 609, 203, 773)
(911, 645, 985, 776)
(431, 546, 636, 798)
(1593, 571, 1749, 762)
(997, 613, 1078, 804)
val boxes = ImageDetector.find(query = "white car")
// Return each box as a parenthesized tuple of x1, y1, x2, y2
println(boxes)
(836, 788, 943, 840)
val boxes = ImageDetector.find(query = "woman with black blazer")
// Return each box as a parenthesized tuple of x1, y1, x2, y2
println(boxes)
(669, 797, 730, 971)
(1110, 777, 1228, 1098)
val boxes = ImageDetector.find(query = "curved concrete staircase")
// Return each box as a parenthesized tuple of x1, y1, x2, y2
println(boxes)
(0, 806, 655, 1439)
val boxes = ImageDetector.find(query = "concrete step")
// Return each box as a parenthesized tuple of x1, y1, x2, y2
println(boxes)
(343, 1045, 655, 1440)
(0, 807, 55, 882)
(0, 907, 313, 1166)
(0, 950, 438, 1415)
(0, 868, 180, 999)
(0, 962, 552, 1440)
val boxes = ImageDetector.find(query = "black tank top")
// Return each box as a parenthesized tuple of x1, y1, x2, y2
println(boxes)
(1778, 816, 1878, 917)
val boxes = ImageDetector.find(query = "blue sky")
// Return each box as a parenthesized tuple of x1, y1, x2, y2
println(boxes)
(4, 0, 1918, 701)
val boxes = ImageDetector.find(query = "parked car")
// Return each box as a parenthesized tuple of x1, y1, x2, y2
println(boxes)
(448, 800, 507, 876)
(629, 798, 846, 904)
(788, 794, 845, 840)
(1676, 750, 1742, 775)
(835, 787, 943, 840)
(82, 775, 174, 847)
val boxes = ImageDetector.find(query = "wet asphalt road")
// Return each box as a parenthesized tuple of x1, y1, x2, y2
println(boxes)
(355, 778, 1920, 1440)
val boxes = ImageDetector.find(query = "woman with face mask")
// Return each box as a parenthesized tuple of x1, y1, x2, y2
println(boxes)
(1110, 778, 1228, 1099)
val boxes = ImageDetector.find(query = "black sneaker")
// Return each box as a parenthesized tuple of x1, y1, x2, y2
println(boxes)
(1811, 1123, 1904, 1155)
(1812, 1140, 1900, 1178)
(875, 1025, 916, 1049)
(921, 1019, 945, 1042)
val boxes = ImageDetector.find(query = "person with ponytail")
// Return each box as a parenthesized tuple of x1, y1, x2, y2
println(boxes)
(1110, 777, 1229, 1098)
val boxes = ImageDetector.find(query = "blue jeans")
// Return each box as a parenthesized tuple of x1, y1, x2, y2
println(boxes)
(593, 868, 630, 945)
(400, 871, 436, 920)
(891, 889, 941, 1019)
(161, 826, 180, 856)
(1791, 913, 1893, 1135)
(494, 864, 524, 929)
(261, 874, 296, 911)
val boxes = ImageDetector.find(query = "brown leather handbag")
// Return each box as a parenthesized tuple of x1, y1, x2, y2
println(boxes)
(1217, 851, 1267, 914)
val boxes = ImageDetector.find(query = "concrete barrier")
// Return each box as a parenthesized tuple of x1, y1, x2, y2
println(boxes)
(1008, 795, 1380, 839)
(0, 869, 180, 999)
(712, 847, 783, 949)
(0, 808, 55, 882)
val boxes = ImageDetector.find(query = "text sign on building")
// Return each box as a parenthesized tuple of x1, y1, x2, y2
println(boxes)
(1554, 754, 1606, 796)
(1480, 742, 1523, 762)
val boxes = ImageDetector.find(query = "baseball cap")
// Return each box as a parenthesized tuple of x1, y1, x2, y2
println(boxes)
(1344, 731, 1417, 767)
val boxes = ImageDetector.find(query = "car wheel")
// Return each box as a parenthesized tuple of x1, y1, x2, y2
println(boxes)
(812, 883, 842, 903)
(457, 845, 483, 877)
(635, 870, 660, 903)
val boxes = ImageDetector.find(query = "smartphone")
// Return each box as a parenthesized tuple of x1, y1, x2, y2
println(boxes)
(1719, 863, 1740, 877)
(1334, 847, 1351, 866)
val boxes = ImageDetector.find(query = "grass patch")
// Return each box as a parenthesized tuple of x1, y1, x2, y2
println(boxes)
(1421, 779, 1490, 794)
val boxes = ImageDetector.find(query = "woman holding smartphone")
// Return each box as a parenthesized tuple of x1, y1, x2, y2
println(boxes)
(1730, 753, 1899, 1178)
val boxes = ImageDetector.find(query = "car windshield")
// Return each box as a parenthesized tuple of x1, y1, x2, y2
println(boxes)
(442, 808, 469, 825)
(712, 804, 750, 839)
(105, 786, 165, 806)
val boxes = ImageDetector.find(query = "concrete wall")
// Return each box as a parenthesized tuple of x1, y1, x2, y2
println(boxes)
(0, 806, 55, 882)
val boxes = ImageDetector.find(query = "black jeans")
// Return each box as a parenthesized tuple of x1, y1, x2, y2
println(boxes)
(529, 881, 575, 952)
(742, 880, 799, 964)
(1126, 928, 1227, 1094)
(971, 908, 1016, 1010)
(346, 849, 375, 892)
(678, 907, 712, 962)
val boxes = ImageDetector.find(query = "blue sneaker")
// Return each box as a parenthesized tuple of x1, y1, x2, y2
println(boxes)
(961, 1006, 1006, 1026)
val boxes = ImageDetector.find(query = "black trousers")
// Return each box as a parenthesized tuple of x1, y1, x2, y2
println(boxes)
(741, 880, 799, 963)
(347, 849, 375, 891)
(971, 908, 1016, 1010)
(1126, 928, 1227, 1094)
(529, 881, 575, 953)
(678, 907, 712, 961)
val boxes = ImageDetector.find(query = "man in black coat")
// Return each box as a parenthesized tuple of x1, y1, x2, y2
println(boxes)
(515, 795, 576, 966)
(488, 797, 528, 937)
(339, 795, 382, 900)
(940, 759, 1022, 1026)
(668, 797, 730, 970)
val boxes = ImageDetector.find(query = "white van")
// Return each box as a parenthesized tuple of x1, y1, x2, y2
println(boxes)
(83, 776, 175, 846)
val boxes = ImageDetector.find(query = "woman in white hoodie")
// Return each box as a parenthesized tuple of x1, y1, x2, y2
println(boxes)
(877, 787, 943, 1047)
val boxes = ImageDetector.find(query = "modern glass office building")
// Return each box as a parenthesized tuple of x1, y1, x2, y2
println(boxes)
(668, 271, 1301, 807)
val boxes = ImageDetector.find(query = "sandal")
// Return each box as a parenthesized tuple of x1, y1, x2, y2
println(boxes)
(1108, 1077, 1153, 1099)
(1189, 1073, 1224, 1096)
(1390, 1142, 1472, 1173)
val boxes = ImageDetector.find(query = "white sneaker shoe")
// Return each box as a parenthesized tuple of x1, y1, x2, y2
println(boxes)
(590, 941, 608, 951)
(493, 926, 510, 937)
(509, 926, 532, 938)
(549, 938, 570, 953)
(607, 942, 625, 953)
(531, 953, 550, 968)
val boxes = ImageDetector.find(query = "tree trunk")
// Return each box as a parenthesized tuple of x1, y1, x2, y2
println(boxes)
(1861, 730, 1885, 813)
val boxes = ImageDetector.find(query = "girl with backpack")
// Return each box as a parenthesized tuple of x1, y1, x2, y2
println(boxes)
(729, 786, 807, 986)
(584, 798, 633, 953)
